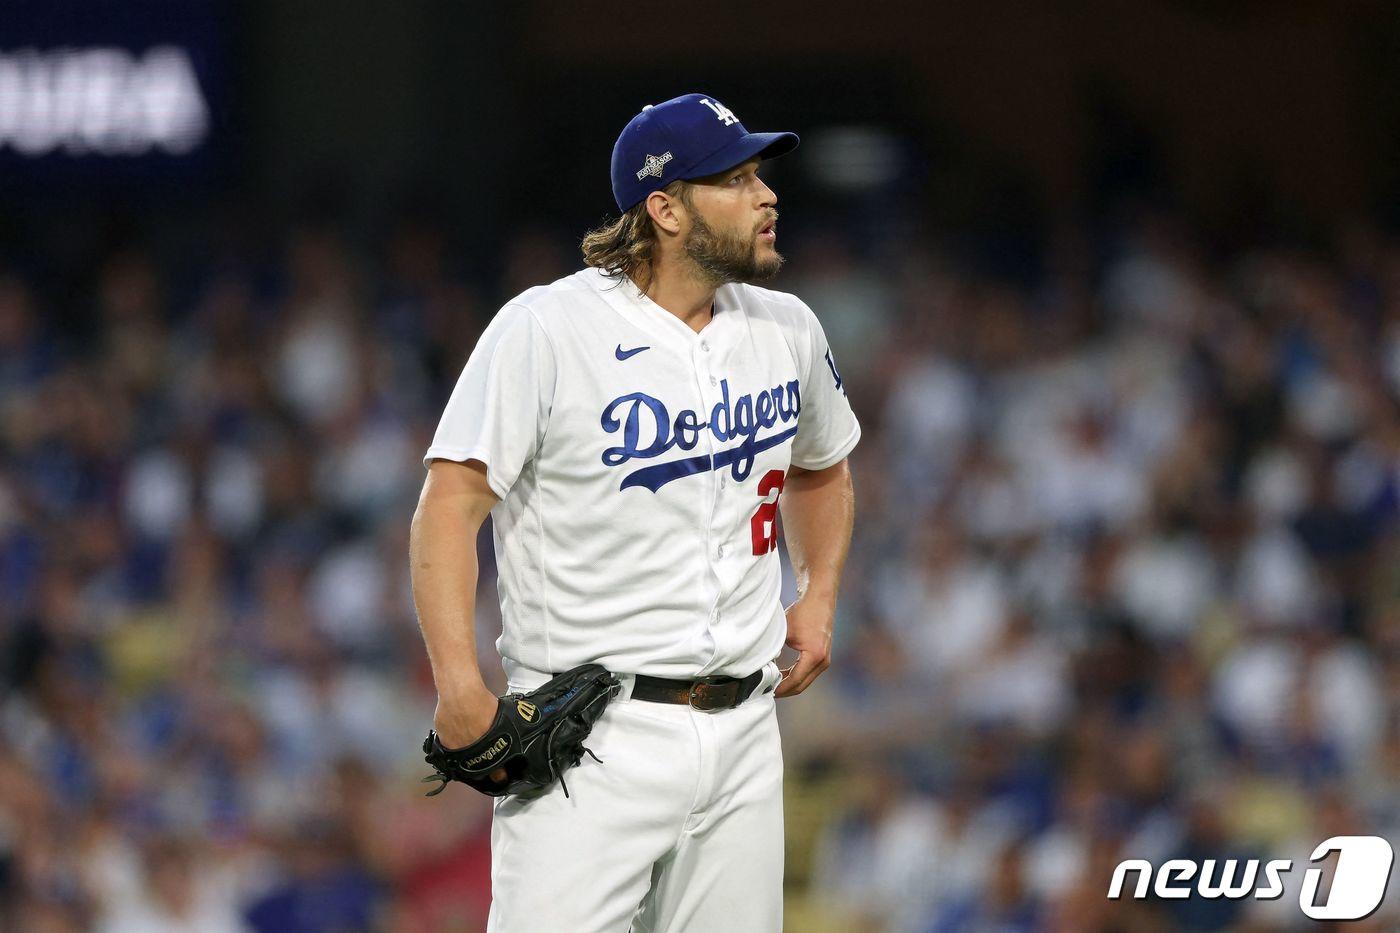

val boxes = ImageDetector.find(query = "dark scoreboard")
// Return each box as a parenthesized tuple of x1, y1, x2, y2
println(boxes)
(0, 1, 231, 186)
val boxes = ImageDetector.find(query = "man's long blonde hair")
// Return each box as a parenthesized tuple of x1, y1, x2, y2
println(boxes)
(580, 180, 693, 291)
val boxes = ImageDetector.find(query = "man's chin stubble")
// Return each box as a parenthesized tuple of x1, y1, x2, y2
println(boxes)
(692, 246, 783, 286)
(683, 217, 783, 285)
(744, 254, 783, 283)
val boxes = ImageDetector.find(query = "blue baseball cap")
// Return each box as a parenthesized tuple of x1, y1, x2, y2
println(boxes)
(610, 93, 799, 212)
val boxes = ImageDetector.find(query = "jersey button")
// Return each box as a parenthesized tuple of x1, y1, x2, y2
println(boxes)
(709, 375, 718, 386)
(700, 341, 710, 352)
(716, 544, 726, 558)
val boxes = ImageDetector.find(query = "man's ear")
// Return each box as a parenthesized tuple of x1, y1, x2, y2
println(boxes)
(645, 189, 685, 237)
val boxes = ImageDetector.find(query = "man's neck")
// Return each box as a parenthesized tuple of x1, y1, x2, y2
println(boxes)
(640, 258, 718, 334)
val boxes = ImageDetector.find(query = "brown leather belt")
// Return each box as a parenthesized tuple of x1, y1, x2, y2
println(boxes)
(630, 670, 765, 711)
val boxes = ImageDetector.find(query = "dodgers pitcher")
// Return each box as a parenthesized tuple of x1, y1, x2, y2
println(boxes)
(411, 92, 859, 932)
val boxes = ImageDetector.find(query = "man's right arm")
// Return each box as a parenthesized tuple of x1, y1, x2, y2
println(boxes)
(410, 458, 502, 748)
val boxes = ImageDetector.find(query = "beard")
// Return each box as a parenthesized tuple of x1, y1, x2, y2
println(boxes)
(683, 211, 783, 285)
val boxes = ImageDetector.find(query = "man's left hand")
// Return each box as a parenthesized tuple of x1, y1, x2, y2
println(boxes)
(775, 595, 834, 697)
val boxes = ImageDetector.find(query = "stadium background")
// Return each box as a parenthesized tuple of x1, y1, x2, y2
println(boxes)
(2, 1, 1400, 930)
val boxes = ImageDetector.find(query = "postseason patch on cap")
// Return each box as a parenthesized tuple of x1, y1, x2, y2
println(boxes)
(636, 151, 673, 180)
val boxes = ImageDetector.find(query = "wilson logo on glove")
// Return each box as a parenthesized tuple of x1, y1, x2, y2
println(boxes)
(464, 737, 511, 771)
(516, 700, 538, 722)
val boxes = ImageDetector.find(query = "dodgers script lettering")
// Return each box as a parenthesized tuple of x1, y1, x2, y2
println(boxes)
(600, 378, 800, 492)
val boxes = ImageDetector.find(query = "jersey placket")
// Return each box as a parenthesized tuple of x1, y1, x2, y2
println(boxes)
(698, 306, 764, 673)
(691, 322, 728, 662)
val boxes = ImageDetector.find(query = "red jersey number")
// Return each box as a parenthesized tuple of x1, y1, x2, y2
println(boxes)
(750, 469, 786, 555)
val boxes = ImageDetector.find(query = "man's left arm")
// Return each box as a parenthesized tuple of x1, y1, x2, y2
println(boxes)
(775, 457, 855, 697)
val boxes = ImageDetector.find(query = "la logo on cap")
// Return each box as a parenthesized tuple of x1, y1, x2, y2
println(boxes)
(699, 98, 739, 126)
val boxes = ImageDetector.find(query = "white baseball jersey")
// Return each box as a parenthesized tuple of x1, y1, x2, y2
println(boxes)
(425, 266, 860, 682)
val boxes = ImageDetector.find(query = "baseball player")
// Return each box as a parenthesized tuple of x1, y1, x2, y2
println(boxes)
(410, 92, 859, 932)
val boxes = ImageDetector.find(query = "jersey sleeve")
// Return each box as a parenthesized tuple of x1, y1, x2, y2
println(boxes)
(424, 303, 556, 498)
(790, 301, 861, 470)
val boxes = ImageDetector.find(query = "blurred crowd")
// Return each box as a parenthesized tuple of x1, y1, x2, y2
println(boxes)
(0, 207, 1398, 931)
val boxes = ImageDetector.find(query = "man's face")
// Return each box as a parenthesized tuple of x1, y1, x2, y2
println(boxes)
(681, 159, 781, 285)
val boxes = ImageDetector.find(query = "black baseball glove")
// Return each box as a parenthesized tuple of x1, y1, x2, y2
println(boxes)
(421, 663, 621, 799)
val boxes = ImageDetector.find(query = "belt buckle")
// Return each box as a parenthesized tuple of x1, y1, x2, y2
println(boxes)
(689, 676, 735, 712)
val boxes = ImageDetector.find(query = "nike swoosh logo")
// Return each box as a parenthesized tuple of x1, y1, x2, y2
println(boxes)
(615, 344, 650, 361)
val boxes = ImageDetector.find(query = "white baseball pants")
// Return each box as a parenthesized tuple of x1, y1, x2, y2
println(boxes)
(486, 666, 784, 933)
